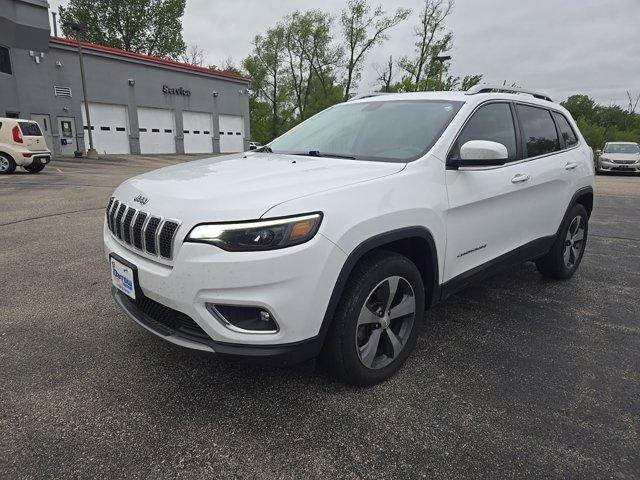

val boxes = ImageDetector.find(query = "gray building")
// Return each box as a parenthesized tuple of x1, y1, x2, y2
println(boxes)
(0, 0, 251, 156)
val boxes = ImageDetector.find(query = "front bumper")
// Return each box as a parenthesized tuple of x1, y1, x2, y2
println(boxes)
(599, 159, 640, 172)
(104, 223, 347, 362)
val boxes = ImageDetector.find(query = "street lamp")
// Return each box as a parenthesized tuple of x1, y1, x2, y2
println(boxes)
(66, 21, 98, 159)
(434, 54, 451, 91)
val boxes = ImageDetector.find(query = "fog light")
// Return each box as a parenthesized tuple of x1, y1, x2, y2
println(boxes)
(206, 304, 278, 333)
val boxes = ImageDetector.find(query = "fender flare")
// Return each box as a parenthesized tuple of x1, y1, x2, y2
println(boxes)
(317, 226, 440, 343)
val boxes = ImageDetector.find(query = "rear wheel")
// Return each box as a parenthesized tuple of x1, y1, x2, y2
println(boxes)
(536, 204, 588, 279)
(322, 251, 425, 386)
(24, 162, 45, 173)
(0, 154, 16, 174)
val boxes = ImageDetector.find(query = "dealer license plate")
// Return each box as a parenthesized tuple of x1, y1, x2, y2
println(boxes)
(110, 256, 136, 299)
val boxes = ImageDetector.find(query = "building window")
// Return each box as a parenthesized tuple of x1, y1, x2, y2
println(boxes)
(0, 46, 12, 75)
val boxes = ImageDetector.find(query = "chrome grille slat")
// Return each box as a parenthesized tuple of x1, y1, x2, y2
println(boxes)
(145, 216, 162, 255)
(105, 199, 181, 260)
(114, 204, 127, 239)
(132, 212, 148, 250)
(158, 221, 180, 259)
(122, 208, 136, 244)
(109, 200, 120, 234)
(105, 197, 114, 230)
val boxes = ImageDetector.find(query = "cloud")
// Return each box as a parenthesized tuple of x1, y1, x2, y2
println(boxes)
(50, 0, 640, 106)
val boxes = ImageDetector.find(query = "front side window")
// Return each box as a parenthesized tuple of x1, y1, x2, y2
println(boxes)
(268, 100, 463, 163)
(603, 143, 640, 154)
(0, 46, 11, 75)
(552, 112, 578, 148)
(516, 104, 560, 158)
(449, 102, 517, 161)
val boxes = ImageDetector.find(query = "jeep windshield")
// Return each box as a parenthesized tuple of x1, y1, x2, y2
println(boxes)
(267, 100, 463, 163)
(603, 143, 640, 154)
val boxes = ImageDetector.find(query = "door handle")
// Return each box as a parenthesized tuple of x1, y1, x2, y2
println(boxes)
(511, 174, 530, 184)
(565, 162, 578, 170)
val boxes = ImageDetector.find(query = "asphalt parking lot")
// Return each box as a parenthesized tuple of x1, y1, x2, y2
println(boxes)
(1, 156, 638, 479)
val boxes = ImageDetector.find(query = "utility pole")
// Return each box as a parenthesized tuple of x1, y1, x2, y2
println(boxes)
(435, 55, 451, 91)
(67, 21, 98, 159)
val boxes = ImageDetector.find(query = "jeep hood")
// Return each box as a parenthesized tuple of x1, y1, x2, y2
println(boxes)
(114, 153, 405, 222)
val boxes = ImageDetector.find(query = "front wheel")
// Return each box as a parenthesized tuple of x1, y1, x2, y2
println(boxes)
(536, 204, 589, 279)
(322, 251, 425, 386)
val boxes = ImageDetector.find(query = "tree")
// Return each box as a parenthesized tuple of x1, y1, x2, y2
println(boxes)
(340, 0, 411, 101)
(561, 94, 640, 148)
(283, 10, 340, 120)
(59, 0, 186, 59)
(180, 44, 206, 66)
(375, 55, 395, 92)
(398, 0, 454, 90)
(243, 26, 291, 141)
(210, 57, 244, 75)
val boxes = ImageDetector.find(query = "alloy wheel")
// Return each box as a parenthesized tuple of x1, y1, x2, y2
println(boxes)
(355, 276, 416, 370)
(564, 215, 585, 268)
(0, 156, 9, 172)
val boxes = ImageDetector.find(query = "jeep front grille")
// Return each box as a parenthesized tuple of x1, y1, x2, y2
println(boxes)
(106, 197, 180, 260)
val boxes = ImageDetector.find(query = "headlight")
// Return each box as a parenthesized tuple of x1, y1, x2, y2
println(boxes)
(185, 213, 322, 251)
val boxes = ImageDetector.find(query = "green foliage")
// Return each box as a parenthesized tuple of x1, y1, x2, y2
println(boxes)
(59, 0, 186, 58)
(562, 95, 640, 149)
(340, 0, 411, 101)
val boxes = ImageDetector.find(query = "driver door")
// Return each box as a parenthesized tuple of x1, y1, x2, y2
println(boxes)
(444, 102, 535, 283)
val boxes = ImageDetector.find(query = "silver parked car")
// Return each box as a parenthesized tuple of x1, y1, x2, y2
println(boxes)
(596, 142, 640, 174)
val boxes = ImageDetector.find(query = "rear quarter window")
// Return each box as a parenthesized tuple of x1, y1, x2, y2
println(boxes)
(552, 112, 578, 148)
(516, 104, 560, 158)
(19, 122, 42, 136)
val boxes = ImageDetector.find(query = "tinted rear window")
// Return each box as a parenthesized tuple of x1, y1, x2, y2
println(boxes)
(516, 104, 560, 158)
(552, 112, 578, 148)
(19, 122, 42, 136)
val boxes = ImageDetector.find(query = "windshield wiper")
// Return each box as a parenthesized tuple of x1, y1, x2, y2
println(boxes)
(289, 150, 356, 160)
(256, 145, 273, 153)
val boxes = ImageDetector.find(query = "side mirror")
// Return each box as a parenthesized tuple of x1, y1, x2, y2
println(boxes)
(449, 140, 509, 168)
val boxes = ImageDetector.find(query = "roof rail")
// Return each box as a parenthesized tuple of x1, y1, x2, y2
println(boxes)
(347, 92, 392, 102)
(466, 83, 553, 102)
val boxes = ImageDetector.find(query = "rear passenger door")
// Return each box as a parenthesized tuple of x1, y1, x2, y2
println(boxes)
(514, 104, 573, 241)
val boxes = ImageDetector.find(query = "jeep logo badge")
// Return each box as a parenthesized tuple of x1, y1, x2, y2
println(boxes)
(133, 194, 148, 205)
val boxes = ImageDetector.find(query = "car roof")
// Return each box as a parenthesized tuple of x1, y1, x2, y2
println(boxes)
(605, 141, 638, 145)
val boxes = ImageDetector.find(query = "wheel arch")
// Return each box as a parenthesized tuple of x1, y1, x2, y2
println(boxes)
(573, 187, 594, 218)
(0, 151, 16, 161)
(318, 227, 440, 343)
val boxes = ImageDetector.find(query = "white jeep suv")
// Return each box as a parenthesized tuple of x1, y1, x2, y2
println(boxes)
(104, 85, 594, 386)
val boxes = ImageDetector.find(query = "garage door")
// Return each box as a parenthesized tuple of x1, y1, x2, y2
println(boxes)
(219, 115, 245, 153)
(138, 107, 176, 154)
(81, 102, 130, 154)
(183, 111, 213, 153)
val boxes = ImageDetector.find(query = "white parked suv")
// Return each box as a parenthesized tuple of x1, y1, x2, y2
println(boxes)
(104, 85, 594, 385)
(0, 117, 52, 174)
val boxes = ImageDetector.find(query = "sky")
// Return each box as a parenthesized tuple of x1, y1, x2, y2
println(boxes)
(48, 0, 640, 107)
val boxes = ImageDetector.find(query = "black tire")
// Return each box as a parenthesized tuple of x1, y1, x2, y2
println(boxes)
(322, 251, 425, 386)
(24, 162, 45, 173)
(536, 204, 589, 279)
(0, 153, 16, 174)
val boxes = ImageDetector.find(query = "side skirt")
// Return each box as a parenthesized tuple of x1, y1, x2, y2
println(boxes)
(439, 235, 555, 301)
